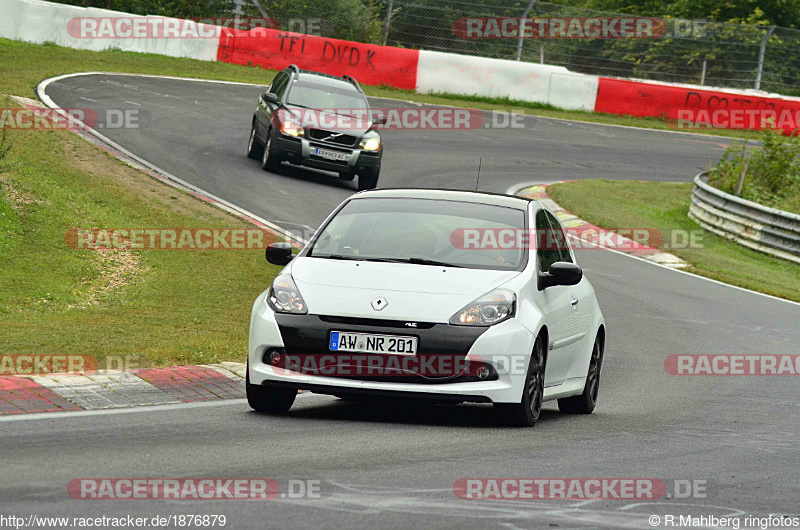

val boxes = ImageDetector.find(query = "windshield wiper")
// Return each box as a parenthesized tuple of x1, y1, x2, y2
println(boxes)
(407, 257, 463, 268)
(315, 255, 400, 263)
(314, 255, 462, 267)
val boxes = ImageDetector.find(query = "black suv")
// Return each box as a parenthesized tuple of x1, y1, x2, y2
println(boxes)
(247, 65, 383, 190)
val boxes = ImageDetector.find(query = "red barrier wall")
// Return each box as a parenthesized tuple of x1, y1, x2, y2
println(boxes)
(217, 29, 419, 90)
(595, 78, 800, 134)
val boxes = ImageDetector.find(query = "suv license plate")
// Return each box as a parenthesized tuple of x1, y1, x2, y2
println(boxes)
(314, 148, 348, 161)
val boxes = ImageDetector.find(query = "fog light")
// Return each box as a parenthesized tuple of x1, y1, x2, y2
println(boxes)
(264, 348, 285, 367)
(477, 366, 491, 379)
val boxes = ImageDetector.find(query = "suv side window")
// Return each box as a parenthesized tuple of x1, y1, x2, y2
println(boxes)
(545, 211, 573, 264)
(270, 72, 289, 99)
(535, 210, 561, 273)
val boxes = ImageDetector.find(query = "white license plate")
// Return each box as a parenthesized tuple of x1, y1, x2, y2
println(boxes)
(313, 148, 348, 161)
(329, 331, 418, 355)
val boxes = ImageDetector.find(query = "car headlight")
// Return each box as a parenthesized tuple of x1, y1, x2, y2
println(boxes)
(359, 136, 381, 151)
(266, 274, 308, 314)
(280, 120, 304, 137)
(450, 289, 515, 326)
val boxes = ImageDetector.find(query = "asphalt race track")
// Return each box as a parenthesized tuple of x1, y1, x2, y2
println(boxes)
(3, 73, 799, 528)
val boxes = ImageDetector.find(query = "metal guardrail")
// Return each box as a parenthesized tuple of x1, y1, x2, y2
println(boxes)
(689, 172, 800, 265)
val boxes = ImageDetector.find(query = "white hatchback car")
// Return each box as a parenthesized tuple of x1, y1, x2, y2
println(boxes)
(248, 189, 605, 426)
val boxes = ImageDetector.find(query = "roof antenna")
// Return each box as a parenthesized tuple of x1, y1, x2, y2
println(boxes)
(475, 158, 482, 191)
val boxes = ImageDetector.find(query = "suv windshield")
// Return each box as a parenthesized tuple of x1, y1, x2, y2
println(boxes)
(308, 198, 527, 271)
(287, 80, 368, 114)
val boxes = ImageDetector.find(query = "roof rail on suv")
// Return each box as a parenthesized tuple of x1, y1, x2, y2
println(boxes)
(342, 75, 363, 93)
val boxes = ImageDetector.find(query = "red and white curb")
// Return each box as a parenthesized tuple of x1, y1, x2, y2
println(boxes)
(0, 362, 247, 416)
(516, 182, 688, 269)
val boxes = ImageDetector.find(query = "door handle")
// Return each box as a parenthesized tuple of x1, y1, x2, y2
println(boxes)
(571, 296, 579, 306)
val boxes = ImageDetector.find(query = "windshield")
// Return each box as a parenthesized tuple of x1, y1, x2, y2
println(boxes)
(287, 81, 368, 113)
(308, 198, 527, 271)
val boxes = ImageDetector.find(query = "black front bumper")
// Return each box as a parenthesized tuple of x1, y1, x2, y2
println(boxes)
(274, 135, 381, 173)
(272, 314, 493, 383)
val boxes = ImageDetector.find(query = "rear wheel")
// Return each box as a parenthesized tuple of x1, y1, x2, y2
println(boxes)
(495, 337, 545, 427)
(357, 167, 380, 190)
(246, 362, 297, 413)
(247, 122, 263, 160)
(260, 129, 281, 172)
(558, 334, 603, 414)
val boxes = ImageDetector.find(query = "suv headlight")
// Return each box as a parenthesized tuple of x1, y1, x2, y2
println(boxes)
(280, 120, 304, 137)
(266, 274, 308, 314)
(450, 289, 515, 326)
(359, 136, 381, 151)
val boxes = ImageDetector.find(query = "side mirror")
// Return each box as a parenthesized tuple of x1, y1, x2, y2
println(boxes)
(263, 92, 279, 105)
(372, 115, 387, 126)
(266, 242, 294, 266)
(538, 262, 582, 290)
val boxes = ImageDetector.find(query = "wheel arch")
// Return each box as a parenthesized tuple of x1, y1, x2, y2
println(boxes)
(536, 324, 549, 370)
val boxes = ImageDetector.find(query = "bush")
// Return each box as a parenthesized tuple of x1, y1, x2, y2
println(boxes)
(710, 126, 800, 213)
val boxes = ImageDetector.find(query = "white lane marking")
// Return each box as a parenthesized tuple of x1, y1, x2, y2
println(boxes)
(28, 371, 177, 409)
(37, 73, 307, 246)
(52, 71, 741, 140)
(0, 392, 314, 423)
(507, 181, 800, 308)
(124, 100, 141, 106)
(0, 398, 248, 422)
(79, 96, 96, 102)
(200, 362, 245, 380)
(0, 392, 315, 423)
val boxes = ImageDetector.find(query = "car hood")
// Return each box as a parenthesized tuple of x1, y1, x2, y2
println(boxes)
(284, 105, 373, 136)
(290, 257, 520, 322)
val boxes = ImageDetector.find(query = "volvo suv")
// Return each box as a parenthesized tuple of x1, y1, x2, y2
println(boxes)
(247, 65, 384, 190)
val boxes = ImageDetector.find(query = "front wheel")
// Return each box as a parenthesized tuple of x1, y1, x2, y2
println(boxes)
(247, 123, 263, 160)
(495, 337, 545, 427)
(246, 363, 297, 413)
(558, 334, 603, 414)
(357, 167, 380, 190)
(260, 129, 281, 172)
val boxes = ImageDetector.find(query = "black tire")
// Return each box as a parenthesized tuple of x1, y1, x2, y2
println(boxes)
(246, 362, 297, 414)
(558, 334, 603, 414)
(246, 122, 263, 160)
(495, 336, 545, 427)
(339, 169, 356, 181)
(260, 129, 281, 172)
(357, 167, 380, 190)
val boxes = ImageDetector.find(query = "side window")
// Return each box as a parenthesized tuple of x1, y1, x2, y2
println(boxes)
(535, 210, 560, 273)
(270, 72, 289, 99)
(545, 211, 573, 264)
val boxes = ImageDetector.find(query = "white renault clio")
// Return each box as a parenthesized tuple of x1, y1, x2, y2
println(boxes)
(248, 189, 605, 426)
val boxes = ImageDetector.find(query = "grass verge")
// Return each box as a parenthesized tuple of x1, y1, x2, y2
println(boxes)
(0, 107, 283, 367)
(547, 179, 800, 302)
(0, 37, 759, 139)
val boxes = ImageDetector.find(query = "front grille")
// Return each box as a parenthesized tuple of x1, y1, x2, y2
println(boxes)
(274, 313, 490, 384)
(308, 129, 358, 147)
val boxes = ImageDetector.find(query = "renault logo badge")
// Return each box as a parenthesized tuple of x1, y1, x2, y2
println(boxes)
(371, 297, 388, 311)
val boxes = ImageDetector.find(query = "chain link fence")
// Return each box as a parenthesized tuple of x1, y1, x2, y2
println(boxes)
(378, 0, 800, 95)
